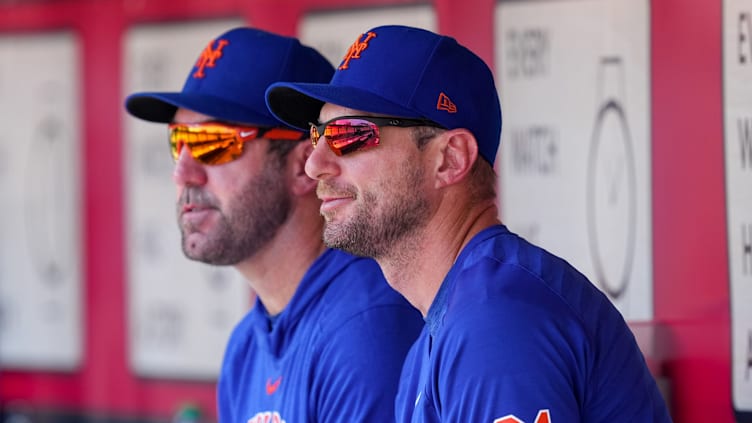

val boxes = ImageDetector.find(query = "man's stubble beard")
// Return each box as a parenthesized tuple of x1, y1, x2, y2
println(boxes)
(322, 162, 428, 260)
(179, 162, 290, 266)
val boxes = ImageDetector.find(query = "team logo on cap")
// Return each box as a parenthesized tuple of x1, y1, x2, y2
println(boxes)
(436, 92, 457, 113)
(193, 38, 229, 78)
(339, 32, 376, 70)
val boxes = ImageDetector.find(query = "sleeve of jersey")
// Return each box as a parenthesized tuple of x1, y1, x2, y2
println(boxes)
(428, 260, 662, 422)
(310, 302, 424, 422)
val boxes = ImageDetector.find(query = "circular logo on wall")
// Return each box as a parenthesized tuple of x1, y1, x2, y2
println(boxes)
(586, 57, 637, 299)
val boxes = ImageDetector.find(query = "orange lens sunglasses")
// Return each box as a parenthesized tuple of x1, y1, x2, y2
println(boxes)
(168, 122, 306, 165)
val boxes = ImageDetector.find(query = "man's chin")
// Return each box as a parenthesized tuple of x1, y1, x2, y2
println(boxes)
(182, 244, 206, 262)
(322, 225, 345, 250)
(323, 225, 364, 256)
(181, 232, 210, 259)
(320, 210, 337, 223)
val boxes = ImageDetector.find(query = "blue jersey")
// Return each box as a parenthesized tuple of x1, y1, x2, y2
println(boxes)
(218, 248, 423, 423)
(395, 225, 672, 423)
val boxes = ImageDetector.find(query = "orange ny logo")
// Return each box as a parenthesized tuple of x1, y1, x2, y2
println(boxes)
(193, 39, 229, 78)
(339, 32, 377, 70)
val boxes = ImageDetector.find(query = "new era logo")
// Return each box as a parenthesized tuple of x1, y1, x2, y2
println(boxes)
(436, 92, 457, 113)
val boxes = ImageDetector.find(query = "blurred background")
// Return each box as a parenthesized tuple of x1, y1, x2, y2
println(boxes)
(0, 0, 749, 422)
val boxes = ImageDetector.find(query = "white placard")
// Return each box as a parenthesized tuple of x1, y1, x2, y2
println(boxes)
(0, 32, 82, 370)
(495, 0, 652, 321)
(724, 0, 752, 415)
(123, 20, 251, 380)
(299, 5, 436, 67)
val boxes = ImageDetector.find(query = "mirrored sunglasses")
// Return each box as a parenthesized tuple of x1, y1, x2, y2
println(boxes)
(308, 116, 444, 156)
(168, 122, 306, 165)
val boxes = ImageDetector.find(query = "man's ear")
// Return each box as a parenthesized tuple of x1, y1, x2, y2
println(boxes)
(433, 129, 479, 188)
(287, 141, 318, 196)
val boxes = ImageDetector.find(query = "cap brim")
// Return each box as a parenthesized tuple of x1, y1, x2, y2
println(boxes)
(125, 92, 282, 127)
(266, 82, 425, 130)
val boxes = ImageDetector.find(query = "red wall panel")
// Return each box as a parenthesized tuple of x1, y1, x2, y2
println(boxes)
(652, 0, 733, 420)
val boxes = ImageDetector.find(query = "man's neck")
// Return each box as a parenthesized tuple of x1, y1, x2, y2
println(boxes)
(378, 200, 500, 317)
(234, 212, 326, 316)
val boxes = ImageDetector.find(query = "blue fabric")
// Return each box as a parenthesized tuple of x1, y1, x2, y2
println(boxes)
(125, 27, 334, 126)
(266, 25, 502, 165)
(396, 225, 672, 423)
(218, 248, 423, 423)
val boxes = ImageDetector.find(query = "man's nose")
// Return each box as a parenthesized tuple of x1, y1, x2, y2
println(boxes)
(173, 147, 208, 187)
(304, 136, 340, 181)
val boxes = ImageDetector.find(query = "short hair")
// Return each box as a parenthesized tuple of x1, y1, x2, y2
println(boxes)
(411, 126, 497, 203)
(412, 126, 444, 150)
(266, 139, 300, 168)
(468, 157, 497, 204)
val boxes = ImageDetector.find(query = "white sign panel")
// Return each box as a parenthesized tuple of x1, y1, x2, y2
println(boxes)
(123, 20, 251, 380)
(0, 32, 82, 370)
(496, 0, 652, 320)
(300, 5, 436, 67)
(724, 0, 752, 416)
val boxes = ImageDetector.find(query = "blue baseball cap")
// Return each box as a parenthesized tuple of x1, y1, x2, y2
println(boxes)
(125, 27, 334, 127)
(265, 25, 502, 165)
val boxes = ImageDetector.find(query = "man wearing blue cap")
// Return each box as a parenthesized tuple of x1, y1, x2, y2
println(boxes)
(266, 25, 672, 422)
(124, 27, 422, 423)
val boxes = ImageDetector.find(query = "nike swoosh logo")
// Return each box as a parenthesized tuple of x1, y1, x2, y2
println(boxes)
(239, 130, 256, 138)
(266, 376, 282, 395)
